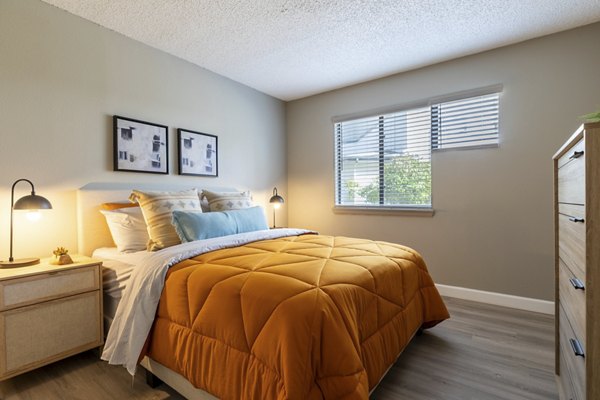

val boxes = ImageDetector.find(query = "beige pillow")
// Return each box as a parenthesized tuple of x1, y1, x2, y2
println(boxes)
(201, 190, 252, 211)
(129, 189, 202, 251)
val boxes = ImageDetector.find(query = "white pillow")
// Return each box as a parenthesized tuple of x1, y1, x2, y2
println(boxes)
(100, 207, 149, 253)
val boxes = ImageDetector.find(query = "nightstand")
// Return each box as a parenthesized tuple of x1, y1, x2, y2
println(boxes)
(0, 256, 103, 381)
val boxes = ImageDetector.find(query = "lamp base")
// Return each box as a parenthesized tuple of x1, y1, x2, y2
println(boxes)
(0, 258, 40, 268)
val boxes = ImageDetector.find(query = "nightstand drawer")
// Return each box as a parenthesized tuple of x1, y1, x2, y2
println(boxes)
(0, 290, 102, 379)
(0, 264, 100, 311)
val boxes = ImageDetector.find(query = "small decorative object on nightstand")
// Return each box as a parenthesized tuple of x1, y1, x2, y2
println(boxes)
(51, 247, 73, 265)
(0, 256, 103, 381)
(0, 179, 52, 268)
(269, 187, 284, 229)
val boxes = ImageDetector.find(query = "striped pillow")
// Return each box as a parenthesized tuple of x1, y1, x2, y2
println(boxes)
(129, 189, 202, 251)
(201, 190, 252, 211)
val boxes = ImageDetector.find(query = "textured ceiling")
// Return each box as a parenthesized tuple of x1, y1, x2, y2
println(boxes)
(41, 0, 600, 101)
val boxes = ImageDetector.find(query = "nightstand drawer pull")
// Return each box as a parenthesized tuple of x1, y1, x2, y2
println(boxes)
(568, 217, 585, 223)
(569, 338, 585, 357)
(568, 150, 584, 159)
(569, 277, 585, 290)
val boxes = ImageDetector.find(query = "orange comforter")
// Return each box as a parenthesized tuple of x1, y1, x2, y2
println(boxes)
(146, 234, 449, 399)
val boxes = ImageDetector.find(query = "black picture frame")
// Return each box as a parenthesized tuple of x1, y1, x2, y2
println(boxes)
(177, 129, 218, 177)
(113, 115, 169, 174)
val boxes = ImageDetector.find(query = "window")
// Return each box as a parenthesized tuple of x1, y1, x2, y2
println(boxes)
(334, 91, 499, 209)
(335, 106, 432, 208)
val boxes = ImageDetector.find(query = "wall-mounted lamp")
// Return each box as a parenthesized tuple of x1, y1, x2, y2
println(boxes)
(0, 179, 52, 268)
(269, 187, 284, 229)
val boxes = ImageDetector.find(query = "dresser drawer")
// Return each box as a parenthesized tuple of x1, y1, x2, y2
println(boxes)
(557, 351, 580, 400)
(557, 138, 585, 205)
(558, 259, 586, 342)
(557, 206, 586, 279)
(0, 264, 100, 311)
(0, 290, 102, 379)
(558, 304, 585, 400)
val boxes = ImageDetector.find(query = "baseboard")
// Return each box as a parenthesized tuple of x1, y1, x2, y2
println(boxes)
(435, 284, 554, 315)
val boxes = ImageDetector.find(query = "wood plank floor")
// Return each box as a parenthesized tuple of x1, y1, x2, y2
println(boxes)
(371, 297, 558, 400)
(0, 297, 557, 400)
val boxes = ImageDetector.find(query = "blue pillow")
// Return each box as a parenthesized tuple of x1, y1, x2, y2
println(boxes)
(172, 206, 269, 242)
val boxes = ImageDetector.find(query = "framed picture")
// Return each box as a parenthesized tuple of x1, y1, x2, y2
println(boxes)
(177, 129, 218, 177)
(113, 115, 168, 174)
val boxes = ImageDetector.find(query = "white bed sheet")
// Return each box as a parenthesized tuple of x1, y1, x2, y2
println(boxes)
(93, 247, 150, 299)
(93, 247, 152, 332)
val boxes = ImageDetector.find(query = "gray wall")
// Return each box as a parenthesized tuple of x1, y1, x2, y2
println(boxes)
(286, 22, 600, 301)
(3, 0, 599, 301)
(0, 0, 286, 259)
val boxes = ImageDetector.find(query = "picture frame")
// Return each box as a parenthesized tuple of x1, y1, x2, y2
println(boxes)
(177, 129, 218, 177)
(113, 115, 168, 174)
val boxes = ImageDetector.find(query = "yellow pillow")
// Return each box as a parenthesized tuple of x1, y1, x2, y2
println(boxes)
(129, 189, 202, 251)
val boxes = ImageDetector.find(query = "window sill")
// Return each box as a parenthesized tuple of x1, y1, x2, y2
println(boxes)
(332, 206, 434, 217)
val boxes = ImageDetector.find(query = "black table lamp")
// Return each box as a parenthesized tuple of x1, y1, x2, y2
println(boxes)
(269, 187, 284, 229)
(0, 179, 52, 268)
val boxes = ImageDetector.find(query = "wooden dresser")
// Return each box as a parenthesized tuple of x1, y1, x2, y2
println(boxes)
(554, 122, 600, 400)
(0, 256, 103, 381)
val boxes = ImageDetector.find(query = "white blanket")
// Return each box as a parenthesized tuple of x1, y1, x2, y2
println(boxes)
(101, 228, 313, 375)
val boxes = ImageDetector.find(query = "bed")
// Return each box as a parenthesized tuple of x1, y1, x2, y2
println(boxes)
(77, 182, 449, 399)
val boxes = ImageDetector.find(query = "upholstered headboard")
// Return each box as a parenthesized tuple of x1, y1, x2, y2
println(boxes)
(76, 182, 237, 256)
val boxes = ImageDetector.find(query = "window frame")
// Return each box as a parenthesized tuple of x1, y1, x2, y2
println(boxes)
(332, 85, 502, 214)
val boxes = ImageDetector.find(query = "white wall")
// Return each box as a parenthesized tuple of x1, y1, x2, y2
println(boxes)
(0, 0, 287, 259)
(286, 22, 600, 301)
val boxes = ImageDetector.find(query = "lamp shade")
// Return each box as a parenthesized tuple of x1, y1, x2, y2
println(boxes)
(13, 194, 52, 210)
(269, 187, 284, 205)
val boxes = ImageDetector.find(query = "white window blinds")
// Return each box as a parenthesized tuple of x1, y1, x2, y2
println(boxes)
(431, 92, 499, 150)
(334, 89, 500, 208)
(335, 106, 432, 207)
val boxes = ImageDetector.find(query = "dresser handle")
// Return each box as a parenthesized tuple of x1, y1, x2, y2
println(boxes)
(568, 217, 585, 223)
(569, 338, 585, 357)
(569, 277, 585, 290)
(568, 150, 584, 159)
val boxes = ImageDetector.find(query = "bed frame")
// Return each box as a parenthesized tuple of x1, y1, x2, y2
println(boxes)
(77, 182, 234, 400)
